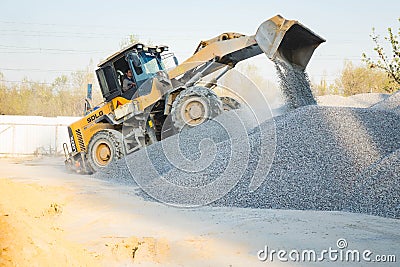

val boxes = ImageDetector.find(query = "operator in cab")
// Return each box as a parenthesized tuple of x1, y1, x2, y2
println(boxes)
(122, 69, 136, 92)
(122, 69, 138, 99)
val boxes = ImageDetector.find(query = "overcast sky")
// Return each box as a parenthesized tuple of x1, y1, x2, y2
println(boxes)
(0, 0, 399, 85)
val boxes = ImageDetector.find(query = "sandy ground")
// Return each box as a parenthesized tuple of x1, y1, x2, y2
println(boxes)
(0, 157, 399, 266)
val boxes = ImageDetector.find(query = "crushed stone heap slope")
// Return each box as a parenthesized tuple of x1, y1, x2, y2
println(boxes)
(94, 93, 400, 219)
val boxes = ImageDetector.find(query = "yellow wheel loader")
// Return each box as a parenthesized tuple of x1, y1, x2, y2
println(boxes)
(63, 15, 325, 174)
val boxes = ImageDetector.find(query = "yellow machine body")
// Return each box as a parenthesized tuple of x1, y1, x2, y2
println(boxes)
(64, 15, 325, 173)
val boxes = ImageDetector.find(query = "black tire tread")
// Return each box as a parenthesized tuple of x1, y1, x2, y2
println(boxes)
(86, 129, 125, 173)
(171, 86, 223, 130)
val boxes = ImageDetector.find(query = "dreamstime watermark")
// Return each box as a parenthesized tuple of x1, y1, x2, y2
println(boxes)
(257, 238, 397, 263)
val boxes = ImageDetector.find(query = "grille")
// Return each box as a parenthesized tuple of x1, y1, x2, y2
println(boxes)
(75, 129, 86, 151)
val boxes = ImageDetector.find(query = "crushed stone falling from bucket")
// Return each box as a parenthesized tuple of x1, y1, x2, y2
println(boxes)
(274, 59, 317, 109)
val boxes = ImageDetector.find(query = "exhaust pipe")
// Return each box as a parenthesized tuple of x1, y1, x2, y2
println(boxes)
(255, 15, 325, 70)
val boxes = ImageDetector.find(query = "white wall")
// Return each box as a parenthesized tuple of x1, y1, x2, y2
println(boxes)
(0, 115, 81, 157)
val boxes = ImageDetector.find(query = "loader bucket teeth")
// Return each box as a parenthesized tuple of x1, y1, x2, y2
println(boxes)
(255, 15, 325, 70)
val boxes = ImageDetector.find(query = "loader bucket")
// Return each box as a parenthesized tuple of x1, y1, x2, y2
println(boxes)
(255, 15, 325, 70)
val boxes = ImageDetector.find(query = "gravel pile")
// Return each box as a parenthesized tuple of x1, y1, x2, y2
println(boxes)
(94, 89, 400, 218)
(371, 90, 400, 114)
(94, 109, 260, 205)
(348, 148, 400, 218)
(317, 93, 390, 108)
(93, 109, 253, 185)
(212, 106, 400, 219)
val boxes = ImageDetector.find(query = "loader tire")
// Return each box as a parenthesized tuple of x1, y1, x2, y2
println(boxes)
(171, 86, 223, 131)
(86, 129, 126, 173)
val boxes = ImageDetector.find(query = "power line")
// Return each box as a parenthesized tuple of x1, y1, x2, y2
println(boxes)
(0, 46, 370, 60)
(0, 44, 109, 53)
(0, 79, 66, 85)
(0, 20, 214, 32)
(0, 67, 76, 72)
(0, 79, 101, 88)
(0, 19, 129, 31)
(0, 29, 119, 36)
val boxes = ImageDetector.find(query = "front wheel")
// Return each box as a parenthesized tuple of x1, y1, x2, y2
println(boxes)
(86, 129, 125, 173)
(170, 86, 223, 131)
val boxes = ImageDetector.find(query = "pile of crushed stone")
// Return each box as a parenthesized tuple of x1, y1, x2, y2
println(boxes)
(94, 92, 400, 219)
(317, 93, 390, 108)
(371, 90, 400, 114)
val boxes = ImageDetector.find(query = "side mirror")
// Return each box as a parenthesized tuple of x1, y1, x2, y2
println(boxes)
(173, 56, 179, 66)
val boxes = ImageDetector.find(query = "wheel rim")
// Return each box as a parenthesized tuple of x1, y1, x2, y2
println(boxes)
(181, 97, 209, 127)
(94, 142, 112, 166)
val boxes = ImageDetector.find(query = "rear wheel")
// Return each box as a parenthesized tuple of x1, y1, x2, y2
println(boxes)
(86, 129, 125, 173)
(171, 86, 223, 131)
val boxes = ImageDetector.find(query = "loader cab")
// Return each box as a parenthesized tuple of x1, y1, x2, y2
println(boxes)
(95, 43, 176, 102)
(127, 51, 163, 88)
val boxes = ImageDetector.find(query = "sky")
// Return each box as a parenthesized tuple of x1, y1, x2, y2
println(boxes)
(0, 0, 399, 86)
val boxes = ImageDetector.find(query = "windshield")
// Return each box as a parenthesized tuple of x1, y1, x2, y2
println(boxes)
(140, 52, 165, 74)
(127, 51, 167, 90)
(161, 52, 178, 71)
